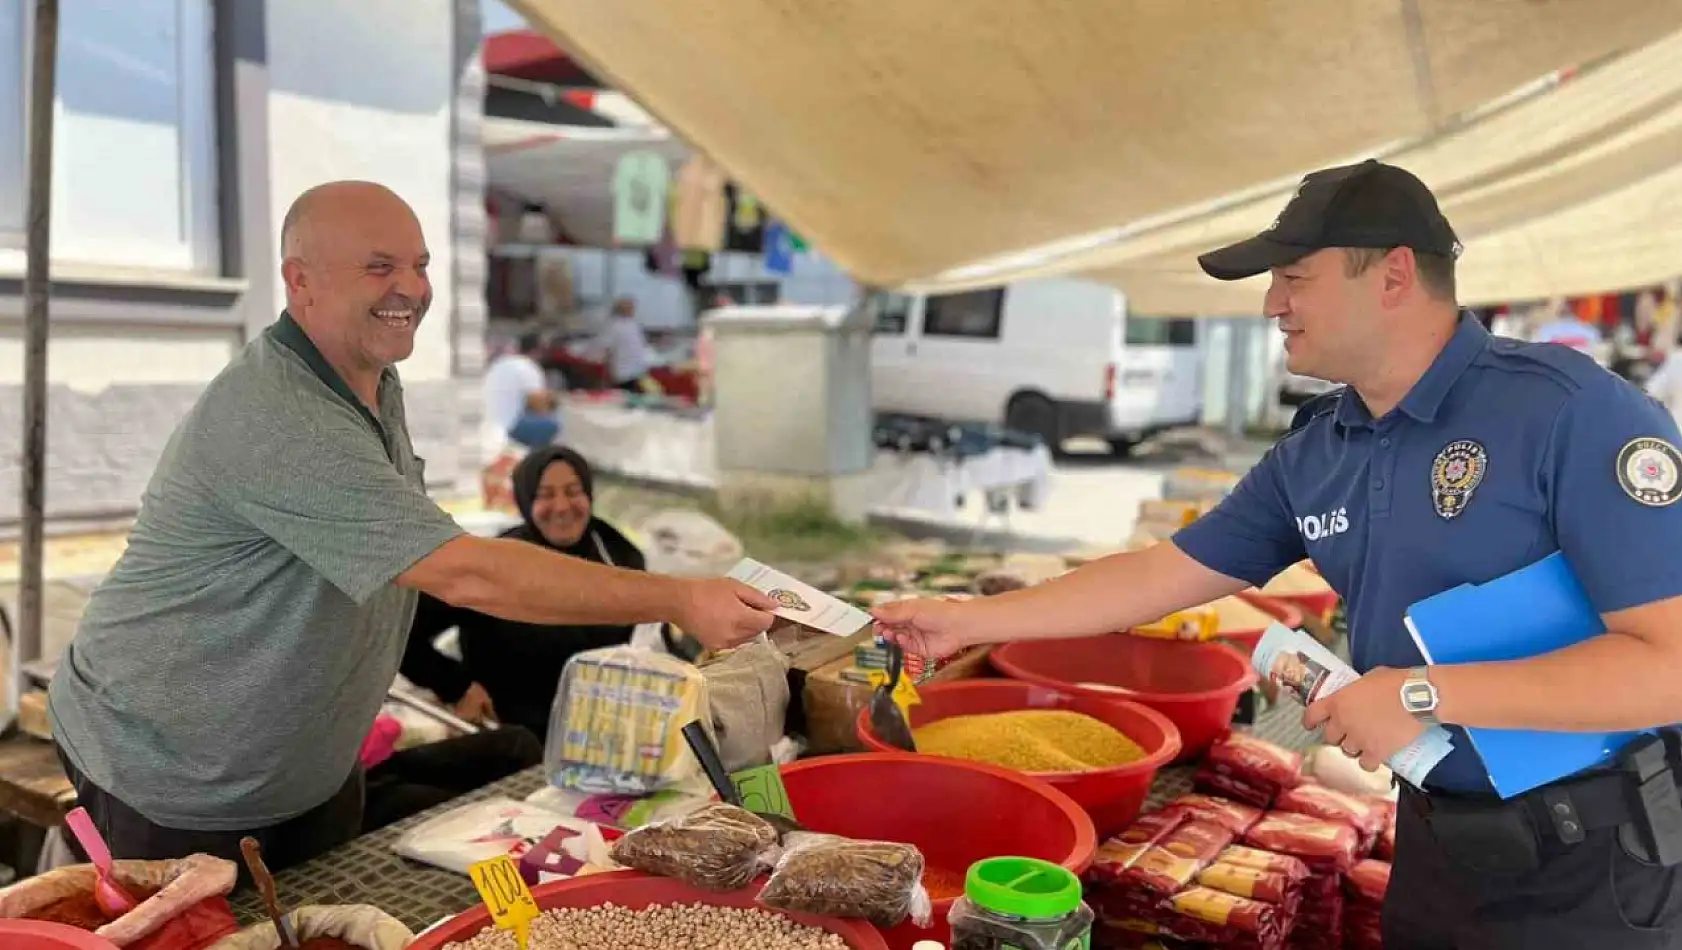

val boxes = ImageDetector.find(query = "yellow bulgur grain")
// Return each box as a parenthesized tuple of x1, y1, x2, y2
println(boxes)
(911, 709, 1147, 773)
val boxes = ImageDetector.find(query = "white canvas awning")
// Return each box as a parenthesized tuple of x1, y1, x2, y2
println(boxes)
(505, 0, 1681, 292)
(1008, 29, 1682, 313)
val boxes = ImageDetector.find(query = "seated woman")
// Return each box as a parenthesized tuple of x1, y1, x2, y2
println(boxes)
(400, 446, 651, 741)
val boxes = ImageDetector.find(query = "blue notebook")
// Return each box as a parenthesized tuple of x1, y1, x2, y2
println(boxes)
(1403, 551, 1645, 799)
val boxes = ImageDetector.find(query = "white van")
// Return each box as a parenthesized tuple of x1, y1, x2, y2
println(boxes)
(869, 278, 1202, 454)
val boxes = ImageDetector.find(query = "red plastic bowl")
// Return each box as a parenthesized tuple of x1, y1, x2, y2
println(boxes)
(990, 635, 1258, 761)
(853, 679, 1181, 839)
(1221, 591, 1306, 654)
(0, 921, 121, 950)
(406, 870, 889, 950)
(780, 752, 1097, 950)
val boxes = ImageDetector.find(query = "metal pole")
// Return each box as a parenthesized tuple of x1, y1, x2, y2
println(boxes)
(19, 0, 60, 693)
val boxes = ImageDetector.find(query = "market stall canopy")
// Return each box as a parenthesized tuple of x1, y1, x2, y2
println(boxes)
(505, 0, 1678, 290)
(485, 118, 691, 247)
(1005, 29, 1682, 313)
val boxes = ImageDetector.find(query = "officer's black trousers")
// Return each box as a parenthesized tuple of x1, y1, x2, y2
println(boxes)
(1384, 788, 1682, 948)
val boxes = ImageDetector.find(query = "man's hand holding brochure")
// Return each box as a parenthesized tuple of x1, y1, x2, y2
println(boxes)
(1252, 622, 1453, 787)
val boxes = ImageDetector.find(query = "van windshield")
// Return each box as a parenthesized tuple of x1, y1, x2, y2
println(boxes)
(1125, 317, 1196, 347)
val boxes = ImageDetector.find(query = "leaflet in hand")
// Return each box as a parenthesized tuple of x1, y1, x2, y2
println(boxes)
(726, 558, 873, 637)
(1251, 622, 1453, 787)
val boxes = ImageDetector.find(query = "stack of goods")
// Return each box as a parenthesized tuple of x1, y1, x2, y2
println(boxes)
(1195, 733, 1305, 808)
(1242, 812, 1361, 950)
(852, 637, 957, 685)
(545, 646, 710, 795)
(1084, 795, 1310, 949)
(1343, 860, 1391, 950)
(912, 709, 1149, 773)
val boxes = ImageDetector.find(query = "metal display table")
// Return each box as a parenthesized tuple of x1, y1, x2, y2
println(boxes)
(235, 698, 1323, 933)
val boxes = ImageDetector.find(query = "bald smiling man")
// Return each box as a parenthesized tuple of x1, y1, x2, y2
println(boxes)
(47, 182, 775, 870)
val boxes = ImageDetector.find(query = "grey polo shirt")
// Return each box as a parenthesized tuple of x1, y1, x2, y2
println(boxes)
(48, 312, 465, 830)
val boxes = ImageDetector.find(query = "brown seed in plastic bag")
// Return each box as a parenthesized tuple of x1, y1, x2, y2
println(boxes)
(758, 833, 927, 929)
(608, 803, 779, 892)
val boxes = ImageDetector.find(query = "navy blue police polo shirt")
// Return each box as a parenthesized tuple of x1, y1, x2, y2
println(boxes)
(1174, 312, 1682, 793)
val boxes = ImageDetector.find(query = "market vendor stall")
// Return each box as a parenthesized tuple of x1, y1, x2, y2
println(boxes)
(229, 696, 1323, 937)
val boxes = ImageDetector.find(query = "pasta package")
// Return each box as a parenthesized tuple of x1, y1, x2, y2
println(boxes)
(1090, 809, 1188, 881)
(1210, 845, 1309, 880)
(609, 803, 779, 892)
(1205, 733, 1304, 791)
(1163, 794, 1263, 835)
(758, 832, 933, 929)
(1191, 767, 1277, 809)
(1347, 859, 1393, 905)
(1242, 812, 1362, 873)
(545, 646, 711, 794)
(1274, 783, 1388, 838)
(1195, 859, 1304, 904)
(1116, 821, 1233, 896)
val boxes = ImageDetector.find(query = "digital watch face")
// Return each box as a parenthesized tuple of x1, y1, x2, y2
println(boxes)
(1402, 680, 1437, 712)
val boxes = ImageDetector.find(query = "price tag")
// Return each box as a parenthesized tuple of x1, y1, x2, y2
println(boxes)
(469, 854, 540, 950)
(729, 764, 796, 821)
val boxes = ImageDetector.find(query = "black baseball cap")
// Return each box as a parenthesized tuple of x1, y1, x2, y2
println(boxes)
(1197, 159, 1461, 281)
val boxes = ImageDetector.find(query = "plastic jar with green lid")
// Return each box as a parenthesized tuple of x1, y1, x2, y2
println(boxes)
(948, 856, 1094, 950)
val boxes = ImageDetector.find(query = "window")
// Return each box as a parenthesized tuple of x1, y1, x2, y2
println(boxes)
(1125, 317, 1197, 347)
(0, 0, 219, 272)
(873, 292, 911, 334)
(707, 280, 781, 306)
(923, 288, 1004, 339)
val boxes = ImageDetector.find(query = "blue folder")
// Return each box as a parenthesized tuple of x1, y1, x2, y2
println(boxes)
(1403, 551, 1645, 799)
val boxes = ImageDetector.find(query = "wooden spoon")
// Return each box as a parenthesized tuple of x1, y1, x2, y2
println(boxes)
(239, 837, 299, 949)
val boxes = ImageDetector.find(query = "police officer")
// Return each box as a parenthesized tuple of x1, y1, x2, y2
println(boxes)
(874, 159, 1682, 949)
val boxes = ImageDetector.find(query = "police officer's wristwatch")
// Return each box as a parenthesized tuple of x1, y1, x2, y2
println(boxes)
(1400, 667, 1440, 726)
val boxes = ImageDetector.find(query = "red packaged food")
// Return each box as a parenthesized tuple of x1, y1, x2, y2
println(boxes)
(1347, 859, 1392, 904)
(1088, 886, 1169, 923)
(1194, 766, 1279, 809)
(1207, 732, 1304, 790)
(1376, 820, 1396, 861)
(1117, 820, 1234, 895)
(1167, 793, 1265, 835)
(1196, 860, 1304, 903)
(1214, 846, 1310, 880)
(1167, 887, 1279, 935)
(1242, 812, 1362, 872)
(1091, 809, 1190, 881)
(1274, 783, 1388, 838)
(1301, 870, 1343, 901)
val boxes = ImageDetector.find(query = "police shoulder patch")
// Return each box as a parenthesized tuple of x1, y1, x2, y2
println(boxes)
(1617, 437, 1682, 507)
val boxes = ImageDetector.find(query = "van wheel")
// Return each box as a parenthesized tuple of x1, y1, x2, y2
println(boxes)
(1005, 394, 1060, 453)
(1107, 437, 1138, 457)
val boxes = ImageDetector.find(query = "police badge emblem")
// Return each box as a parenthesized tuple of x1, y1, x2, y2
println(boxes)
(1616, 437, 1682, 507)
(1431, 439, 1487, 519)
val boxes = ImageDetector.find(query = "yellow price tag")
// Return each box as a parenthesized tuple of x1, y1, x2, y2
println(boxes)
(469, 854, 540, 950)
(867, 669, 922, 720)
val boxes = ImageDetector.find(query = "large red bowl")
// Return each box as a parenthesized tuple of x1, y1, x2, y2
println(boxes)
(853, 679, 1180, 838)
(780, 753, 1097, 950)
(0, 921, 121, 950)
(991, 635, 1257, 760)
(406, 871, 889, 950)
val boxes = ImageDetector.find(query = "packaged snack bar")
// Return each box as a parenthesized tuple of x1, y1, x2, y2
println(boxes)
(1195, 860, 1302, 904)
(1346, 859, 1393, 905)
(1212, 845, 1310, 880)
(1116, 821, 1234, 896)
(1192, 767, 1278, 809)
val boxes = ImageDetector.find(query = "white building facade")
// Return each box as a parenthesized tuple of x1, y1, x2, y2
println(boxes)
(0, 0, 488, 523)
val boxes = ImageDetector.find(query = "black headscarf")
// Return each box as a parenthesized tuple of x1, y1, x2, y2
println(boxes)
(505, 446, 643, 569)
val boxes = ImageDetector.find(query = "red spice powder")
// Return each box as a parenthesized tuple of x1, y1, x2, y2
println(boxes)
(24, 885, 163, 930)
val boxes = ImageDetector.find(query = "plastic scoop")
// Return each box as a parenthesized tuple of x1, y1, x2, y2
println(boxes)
(868, 640, 918, 752)
(680, 720, 805, 837)
(239, 837, 299, 949)
(63, 807, 138, 918)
